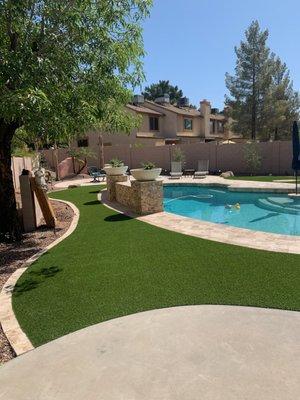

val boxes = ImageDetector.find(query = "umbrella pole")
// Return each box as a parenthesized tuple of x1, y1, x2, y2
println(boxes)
(296, 170, 298, 195)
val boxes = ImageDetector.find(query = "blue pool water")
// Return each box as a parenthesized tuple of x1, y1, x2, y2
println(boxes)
(164, 185, 300, 236)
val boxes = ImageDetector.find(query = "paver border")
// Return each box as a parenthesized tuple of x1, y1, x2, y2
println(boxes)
(99, 182, 300, 254)
(0, 199, 80, 356)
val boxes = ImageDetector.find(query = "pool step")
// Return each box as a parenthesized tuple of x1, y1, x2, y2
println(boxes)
(257, 198, 300, 215)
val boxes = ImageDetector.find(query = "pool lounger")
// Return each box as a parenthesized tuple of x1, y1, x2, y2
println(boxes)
(169, 172, 183, 179)
(193, 160, 209, 179)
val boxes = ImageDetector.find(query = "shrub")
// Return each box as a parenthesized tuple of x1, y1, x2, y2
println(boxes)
(109, 158, 124, 167)
(243, 142, 262, 174)
(172, 147, 185, 163)
(141, 161, 156, 170)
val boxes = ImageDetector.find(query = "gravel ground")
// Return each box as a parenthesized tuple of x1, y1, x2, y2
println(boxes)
(0, 200, 74, 364)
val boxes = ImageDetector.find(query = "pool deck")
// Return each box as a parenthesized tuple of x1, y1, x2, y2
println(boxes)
(160, 174, 296, 192)
(100, 176, 300, 254)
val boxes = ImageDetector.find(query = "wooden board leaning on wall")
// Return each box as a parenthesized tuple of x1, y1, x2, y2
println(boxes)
(30, 177, 56, 228)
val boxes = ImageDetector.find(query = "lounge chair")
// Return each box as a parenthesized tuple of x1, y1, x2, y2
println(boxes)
(169, 161, 183, 179)
(193, 160, 209, 179)
(88, 166, 106, 182)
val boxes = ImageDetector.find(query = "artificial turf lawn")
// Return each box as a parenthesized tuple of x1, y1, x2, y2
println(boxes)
(12, 186, 300, 346)
(225, 175, 295, 182)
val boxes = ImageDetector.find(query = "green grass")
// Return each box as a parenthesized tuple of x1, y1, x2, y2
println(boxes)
(225, 175, 295, 182)
(13, 186, 300, 346)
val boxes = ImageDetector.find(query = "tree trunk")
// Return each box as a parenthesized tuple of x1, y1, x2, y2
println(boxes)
(53, 143, 59, 181)
(251, 62, 257, 141)
(0, 119, 22, 242)
(251, 82, 257, 140)
(98, 134, 104, 169)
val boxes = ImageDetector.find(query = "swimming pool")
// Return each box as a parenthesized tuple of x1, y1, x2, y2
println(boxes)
(164, 185, 300, 236)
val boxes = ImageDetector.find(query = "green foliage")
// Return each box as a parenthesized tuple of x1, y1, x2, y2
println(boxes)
(0, 0, 153, 142)
(68, 147, 95, 162)
(261, 55, 300, 140)
(243, 142, 262, 174)
(12, 147, 36, 158)
(226, 20, 299, 140)
(172, 147, 185, 163)
(142, 80, 183, 104)
(67, 147, 96, 174)
(141, 161, 155, 170)
(109, 158, 124, 167)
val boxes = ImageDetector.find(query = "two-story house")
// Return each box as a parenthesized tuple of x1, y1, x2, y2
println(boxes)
(77, 95, 239, 149)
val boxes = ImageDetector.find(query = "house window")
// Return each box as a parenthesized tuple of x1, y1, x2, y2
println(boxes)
(218, 122, 224, 133)
(210, 120, 214, 134)
(184, 118, 193, 130)
(77, 138, 88, 147)
(149, 116, 159, 131)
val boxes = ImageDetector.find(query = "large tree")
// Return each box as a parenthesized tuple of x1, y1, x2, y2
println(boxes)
(225, 20, 299, 140)
(142, 80, 183, 104)
(225, 21, 271, 140)
(0, 0, 152, 242)
(262, 55, 299, 140)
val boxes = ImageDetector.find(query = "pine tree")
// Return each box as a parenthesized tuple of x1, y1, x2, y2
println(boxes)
(262, 55, 299, 139)
(226, 21, 299, 140)
(226, 21, 271, 139)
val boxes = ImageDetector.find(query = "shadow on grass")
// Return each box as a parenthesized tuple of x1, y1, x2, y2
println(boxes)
(83, 200, 100, 206)
(14, 266, 62, 296)
(89, 190, 101, 194)
(104, 214, 132, 222)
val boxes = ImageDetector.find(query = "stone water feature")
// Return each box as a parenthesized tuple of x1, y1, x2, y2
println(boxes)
(106, 175, 163, 215)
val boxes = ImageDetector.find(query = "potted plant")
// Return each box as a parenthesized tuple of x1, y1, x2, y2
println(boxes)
(130, 161, 162, 181)
(104, 158, 128, 176)
(171, 147, 185, 172)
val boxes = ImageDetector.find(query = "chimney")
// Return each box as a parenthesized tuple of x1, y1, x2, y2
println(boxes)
(200, 99, 211, 116)
(200, 100, 211, 138)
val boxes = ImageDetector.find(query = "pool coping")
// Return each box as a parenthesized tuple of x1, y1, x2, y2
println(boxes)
(99, 180, 300, 254)
(0, 199, 80, 357)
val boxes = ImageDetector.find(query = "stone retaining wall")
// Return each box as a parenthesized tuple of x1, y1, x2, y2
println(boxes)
(116, 180, 163, 214)
(107, 175, 128, 201)
(106, 175, 163, 215)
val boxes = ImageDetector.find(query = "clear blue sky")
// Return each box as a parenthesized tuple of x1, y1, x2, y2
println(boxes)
(141, 0, 300, 110)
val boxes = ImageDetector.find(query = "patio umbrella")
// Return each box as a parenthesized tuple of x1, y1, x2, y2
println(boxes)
(292, 121, 300, 194)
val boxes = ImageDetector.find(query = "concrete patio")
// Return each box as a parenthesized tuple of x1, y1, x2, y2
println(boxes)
(0, 305, 299, 399)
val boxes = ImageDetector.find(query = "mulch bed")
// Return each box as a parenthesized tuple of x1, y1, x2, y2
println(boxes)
(0, 200, 74, 364)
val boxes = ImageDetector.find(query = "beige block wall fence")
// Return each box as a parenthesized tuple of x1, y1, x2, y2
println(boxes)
(11, 156, 34, 193)
(41, 140, 294, 177)
(11, 156, 43, 231)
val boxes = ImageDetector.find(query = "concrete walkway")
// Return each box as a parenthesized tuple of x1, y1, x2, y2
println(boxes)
(0, 306, 299, 399)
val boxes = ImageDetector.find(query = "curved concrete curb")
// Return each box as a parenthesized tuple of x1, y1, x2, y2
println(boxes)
(0, 199, 80, 356)
(0, 305, 299, 399)
(99, 189, 300, 254)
